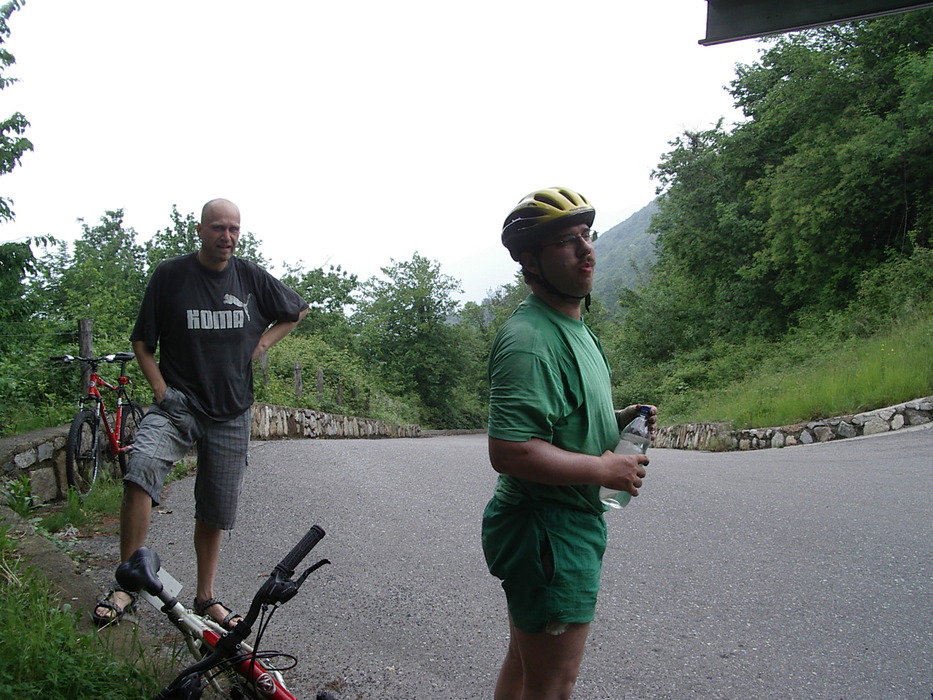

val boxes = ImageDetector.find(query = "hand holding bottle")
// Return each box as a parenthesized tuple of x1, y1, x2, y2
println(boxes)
(600, 405, 653, 509)
(614, 403, 658, 440)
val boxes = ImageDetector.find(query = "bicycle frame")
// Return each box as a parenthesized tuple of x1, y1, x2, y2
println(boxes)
(78, 359, 134, 459)
(152, 585, 298, 699)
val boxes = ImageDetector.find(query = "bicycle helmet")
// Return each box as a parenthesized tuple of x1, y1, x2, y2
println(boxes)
(501, 187, 595, 261)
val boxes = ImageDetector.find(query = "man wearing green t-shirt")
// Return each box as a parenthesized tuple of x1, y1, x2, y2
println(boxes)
(482, 187, 656, 700)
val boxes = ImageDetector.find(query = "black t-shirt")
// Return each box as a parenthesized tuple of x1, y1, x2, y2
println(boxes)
(131, 253, 308, 420)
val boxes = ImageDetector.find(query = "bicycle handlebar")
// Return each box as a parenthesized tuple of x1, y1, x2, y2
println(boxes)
(51, 352, 135, 366)
(276, 524, 326, 577)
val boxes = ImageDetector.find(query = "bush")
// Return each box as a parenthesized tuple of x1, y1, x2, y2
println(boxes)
(253, 333, 422, 424)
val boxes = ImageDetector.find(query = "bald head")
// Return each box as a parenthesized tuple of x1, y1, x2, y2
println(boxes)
(201, 198, 240, 223)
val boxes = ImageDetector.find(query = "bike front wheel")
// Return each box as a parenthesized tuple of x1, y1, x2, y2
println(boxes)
(118, 400, 145, 475)
(66, 410, 100, 497)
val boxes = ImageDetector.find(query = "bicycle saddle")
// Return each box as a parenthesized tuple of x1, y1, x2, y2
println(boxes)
(115, 547, 164, 597)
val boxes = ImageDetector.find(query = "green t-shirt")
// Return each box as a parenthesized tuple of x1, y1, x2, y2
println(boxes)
(487, 294, 618, 514)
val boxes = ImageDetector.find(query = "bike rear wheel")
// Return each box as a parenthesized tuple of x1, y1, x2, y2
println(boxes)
(118, 399, 145, 475)
(66, 410, 100, 497)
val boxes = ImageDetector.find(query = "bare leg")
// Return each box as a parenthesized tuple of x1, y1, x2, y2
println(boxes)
(120, 481, 153, 560)
(94, 481, 152, 619)
(194, 519, 222, 605)
(494, 627, 525, 700)
(193, 519, 240, 627)
(495, 616, 590, 700)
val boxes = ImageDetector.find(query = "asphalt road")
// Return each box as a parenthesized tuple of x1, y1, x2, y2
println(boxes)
(137, 426, 933, 700)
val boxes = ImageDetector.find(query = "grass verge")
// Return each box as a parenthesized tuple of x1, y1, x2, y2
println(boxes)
(0, 524, 163, 699)
(0, 459, 201, 698)
(661, 309, 933, 429)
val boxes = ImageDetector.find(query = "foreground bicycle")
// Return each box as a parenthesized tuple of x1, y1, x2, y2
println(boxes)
(116, 524, 336, 700)
(51, 353, 145, 496)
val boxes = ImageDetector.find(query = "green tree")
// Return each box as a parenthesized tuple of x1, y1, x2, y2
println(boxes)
(639, 9, 933, 361)
(478, 272, 528, 337)
(0, 239, 55, 432)
(649, 123, 775, 348)
(252, 332, 420, 422)
(451, 300, 496, 420)
(0, 2, 63, 433)
(0, 0, 32, 327)
(603, 10, 933, 416)
(734, 17, 933, 313)
(144, 204, 198, 271)
(31, 210, 147, 345)
(280, 262, 358, 348)
(0, 239, 36, 328)
(0, 0, 31, 223)
(352, 253, 477, 428)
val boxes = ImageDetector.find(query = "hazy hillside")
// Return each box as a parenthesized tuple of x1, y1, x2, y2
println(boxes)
(592, 199, 658, 306)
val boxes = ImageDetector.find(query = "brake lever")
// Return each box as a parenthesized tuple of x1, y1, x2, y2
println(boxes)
(250, 557, 331, 612)
(293, 558, 330, 590)
(271, 558, 330, 606)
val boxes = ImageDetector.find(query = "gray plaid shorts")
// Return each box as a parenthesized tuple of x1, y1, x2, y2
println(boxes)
(125, 385, 251, 530)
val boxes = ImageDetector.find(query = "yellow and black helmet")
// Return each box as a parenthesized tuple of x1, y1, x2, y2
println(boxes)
(501, 187, 595, 261)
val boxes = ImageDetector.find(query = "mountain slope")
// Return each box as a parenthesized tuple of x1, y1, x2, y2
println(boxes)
(592, 199, 658, 306)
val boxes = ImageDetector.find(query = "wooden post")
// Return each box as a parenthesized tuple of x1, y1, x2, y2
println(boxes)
(294, 362, 303, 399)
(317, 369, 324, 404)
(78, 319, 93, 395)
(259, 352, 269, 387)
(337, 377, 343, 407)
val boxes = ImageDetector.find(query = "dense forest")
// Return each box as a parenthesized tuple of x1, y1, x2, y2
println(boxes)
(1, 6, 932, 436)
(596, 10, 933, 422)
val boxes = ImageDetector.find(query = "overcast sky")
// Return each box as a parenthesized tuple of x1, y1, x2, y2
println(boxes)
(1, 1, 762, 303)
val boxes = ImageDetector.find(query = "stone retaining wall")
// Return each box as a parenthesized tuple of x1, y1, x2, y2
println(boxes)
(250, 402, 419, 440)
(0, 403, 419, 505)
(655, 396, 933, 451)
(3, 397, 929, 504)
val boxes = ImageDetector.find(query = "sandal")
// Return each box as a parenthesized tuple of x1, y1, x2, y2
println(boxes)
(193, 597, 242, 630)
(92, 586, 138, 627)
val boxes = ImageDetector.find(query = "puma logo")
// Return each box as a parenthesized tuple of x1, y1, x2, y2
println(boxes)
(223, 293, 251, 322)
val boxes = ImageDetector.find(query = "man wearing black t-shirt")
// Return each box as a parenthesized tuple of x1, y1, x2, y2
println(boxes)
(93, 198, 308, 627)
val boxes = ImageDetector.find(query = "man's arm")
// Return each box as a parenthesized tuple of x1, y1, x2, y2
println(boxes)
(488, 436, 647, 497)
(251, 308, 308, 361)
(132, 339, 168, 404)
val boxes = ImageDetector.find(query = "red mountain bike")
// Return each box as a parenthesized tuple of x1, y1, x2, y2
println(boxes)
(51, 353, 145, 496)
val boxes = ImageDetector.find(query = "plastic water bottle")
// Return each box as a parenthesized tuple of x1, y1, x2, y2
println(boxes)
(600, 405, 651, 509)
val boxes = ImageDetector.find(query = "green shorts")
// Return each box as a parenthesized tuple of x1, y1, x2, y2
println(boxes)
(482, 496, 607, 633)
